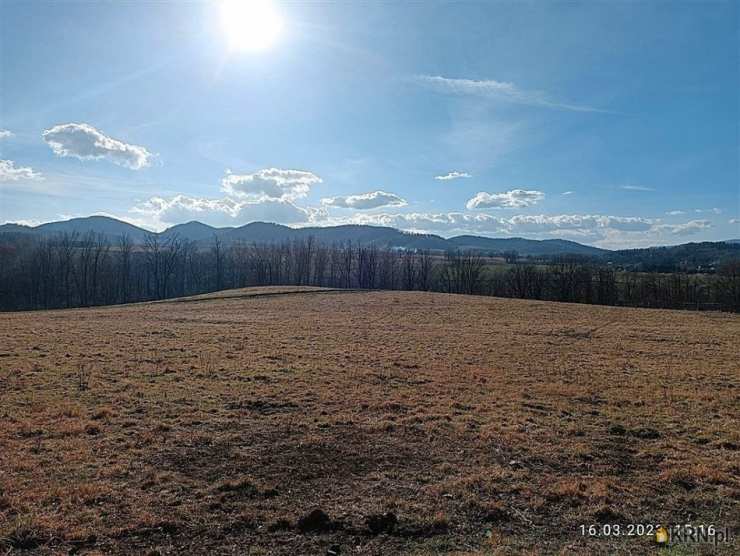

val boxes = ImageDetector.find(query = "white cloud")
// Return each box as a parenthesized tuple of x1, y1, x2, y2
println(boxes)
(412, 75, 604, 113)
(1, 218, 41, 227)
(466, 189, 544, 209)
(620, 185, 655, 192)
(321, 190, 407, 210)
(131, 194, 324, 229)
(0, 130, 13, 140)
(654, 219, 712, 236)
(694, 208, 722, 214)
(0, 159, 43, 181)
(317, 211, 507, 236)
(221, 168, 321, 201)
(730, 218, 739, 225)
(317, 211, 657, 240)
(42, 123, 154, 170)
(598, 216, 655, 232)
(515, 216, 710, 247)
(562, 191, 574, 196)
(434, 171, 471, 181)
(505, 214, 653, 233)
(666, 210, 686, 216)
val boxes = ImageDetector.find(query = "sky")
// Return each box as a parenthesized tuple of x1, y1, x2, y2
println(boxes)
(0, 0, 738, 248)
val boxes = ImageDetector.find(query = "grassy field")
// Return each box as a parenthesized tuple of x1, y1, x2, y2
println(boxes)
(0, 287, 738, 554)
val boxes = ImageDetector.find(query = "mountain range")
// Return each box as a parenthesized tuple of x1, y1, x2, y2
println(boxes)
(1, 215, 739, 263)
(0, 215, 608, 256)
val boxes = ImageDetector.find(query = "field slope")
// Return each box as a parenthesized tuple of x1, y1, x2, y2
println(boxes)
(1, 288, 738, 554)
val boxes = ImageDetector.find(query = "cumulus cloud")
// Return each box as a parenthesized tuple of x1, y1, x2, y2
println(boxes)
(666, 210, 686, 216)
(730, 218, 739, 225)
(221, 168, 321, 201)
(601, 216, 655, 232)
(412, 75, 604, 113)
(505, 214, 653, 234)
(132, 194, 324, 229)
(318, 211, 658, 241)
(654, 220, 712, 236)
(0, 159, 43, 181)
(498, 214, 707, 246)
(434, 171, 471, 181)
(466, 189, 544, 209)
(0, 129, 13, 139)
(338, 212, 506, 234)
(42, 123, 154, 170)
(321, 190, 407, 210)
(562, 191, 574, 196)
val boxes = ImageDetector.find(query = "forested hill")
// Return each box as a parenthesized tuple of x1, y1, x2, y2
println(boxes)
(605, 241, 740, 271)
(0, 216, 605, 256)
(1, 215, 739, 266)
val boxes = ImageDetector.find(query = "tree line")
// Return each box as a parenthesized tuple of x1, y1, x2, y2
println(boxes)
(0, 232, 738, 312)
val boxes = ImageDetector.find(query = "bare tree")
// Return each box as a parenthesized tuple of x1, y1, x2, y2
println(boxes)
(440, 250, 484, 295)
(57, 232, 78, 307)
(716, 261, 740, 311)
(417, 249, 433, 291)
(117, 234, 133, 303)
(144, 233, 182, 299)
(507, 264, 545, 299)
(400, 250, 417, 291)
(211, 234, 224, 292)
(378, 248, 397, 290)
(339, 241, 353, 288)
(313, 243, 329, 287)
(1, 230, 737, 313)
(355, 245, 378, 289)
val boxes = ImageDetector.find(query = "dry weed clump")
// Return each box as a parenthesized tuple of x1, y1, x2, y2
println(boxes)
(0, 286, 737, 554)
(75, 362, 90, 391)
(0, 514, 52, 551)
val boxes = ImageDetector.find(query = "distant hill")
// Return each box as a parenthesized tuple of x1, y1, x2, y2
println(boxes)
(160, 221, 224, 242)
(0, 216, 602, 255)
(32, 216, 150, 242)
(448, 235, 607, 257)
(218, 222, 451, 250)
(220, 222, 300, 244)
(0, 223, 35, 235)
(2, 215, 740, 264)
(607, 241, 740, 270)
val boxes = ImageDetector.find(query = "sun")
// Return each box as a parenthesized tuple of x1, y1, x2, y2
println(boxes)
(220, 0, 283, 52)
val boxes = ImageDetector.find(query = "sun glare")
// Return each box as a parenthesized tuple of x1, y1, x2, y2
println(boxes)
(220, 0, 283, 52)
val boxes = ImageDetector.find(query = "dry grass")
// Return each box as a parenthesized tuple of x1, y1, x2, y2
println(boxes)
(0, 286, 737, 554)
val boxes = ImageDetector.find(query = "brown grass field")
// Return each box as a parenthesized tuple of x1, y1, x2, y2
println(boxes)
(1, 287, 738, 554)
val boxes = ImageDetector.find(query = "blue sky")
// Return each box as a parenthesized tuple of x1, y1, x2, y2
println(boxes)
(1, 0, 738, 248)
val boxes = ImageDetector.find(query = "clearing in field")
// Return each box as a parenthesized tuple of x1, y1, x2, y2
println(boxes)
(0, 287, 738, 554)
